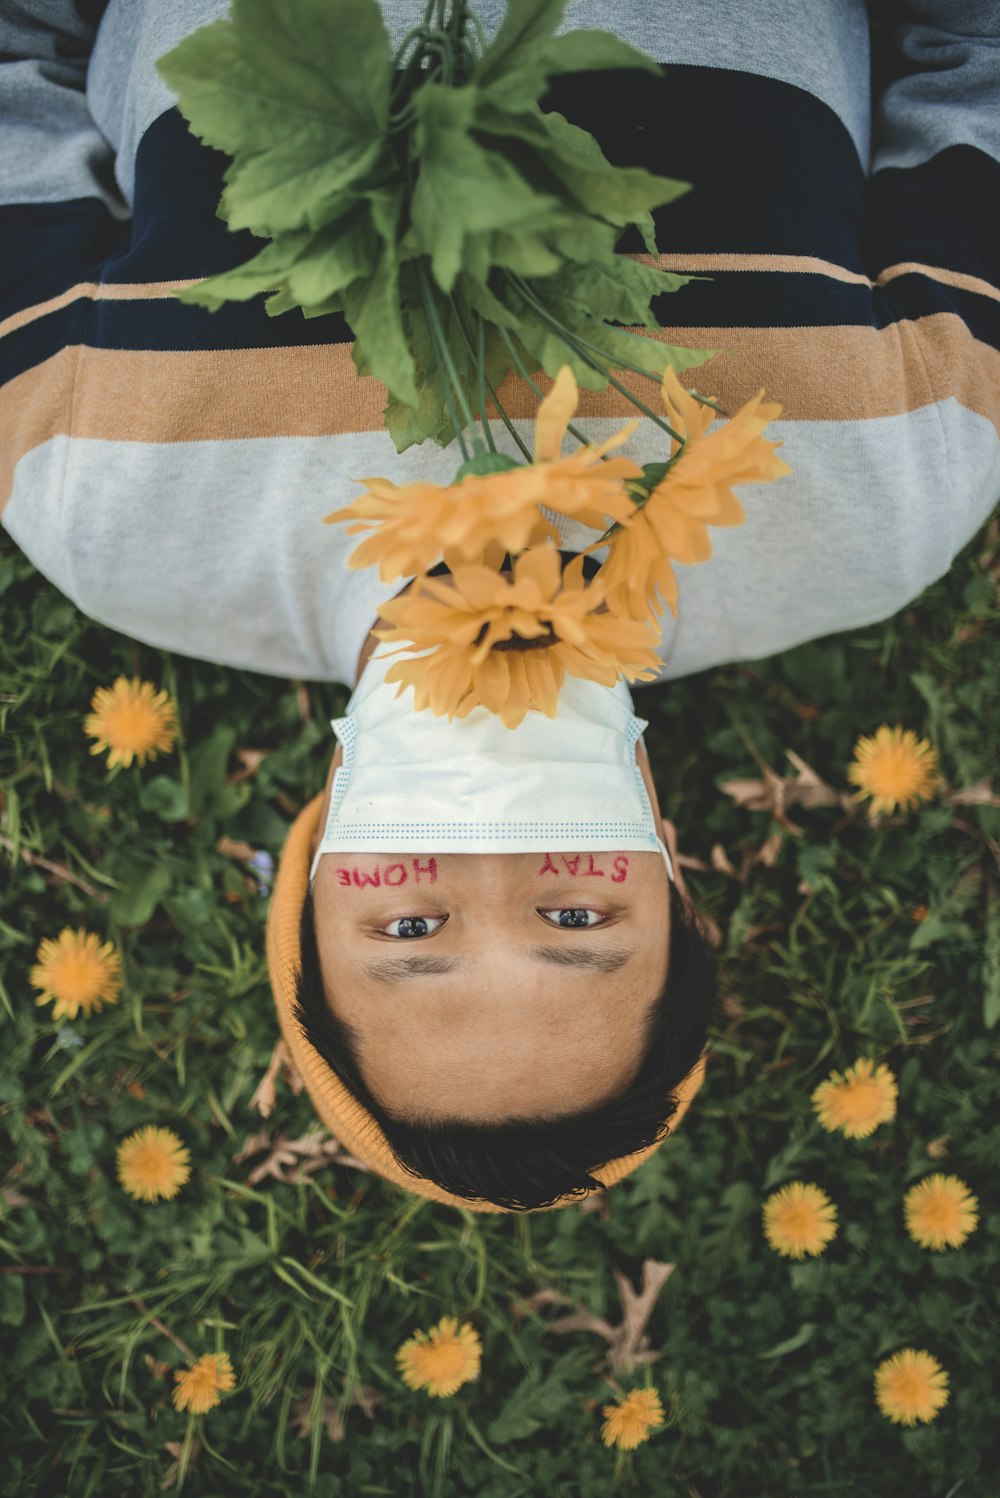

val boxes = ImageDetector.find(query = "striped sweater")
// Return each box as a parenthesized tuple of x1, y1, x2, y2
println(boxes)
(2, 0, 999, 686)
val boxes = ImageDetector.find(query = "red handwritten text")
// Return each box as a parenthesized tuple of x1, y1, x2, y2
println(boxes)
(333, 857, 438, 889)
(536, 853, 629, 881)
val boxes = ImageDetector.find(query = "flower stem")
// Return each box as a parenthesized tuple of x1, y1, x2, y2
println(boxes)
(448, 297, 530, 457)
(474, 311, 497, 452)
(510, 277, 688, 444)
(418, 263, 471, 461)
(497, 326, 595, 451)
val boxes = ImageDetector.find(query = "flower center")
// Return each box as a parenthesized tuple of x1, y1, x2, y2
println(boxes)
(487, 628, 557, 652)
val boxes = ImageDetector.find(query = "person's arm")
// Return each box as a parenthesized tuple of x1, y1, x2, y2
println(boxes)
(0, 1, 130, 518)
(862, 0, 1000, 443)
(0, 1, 127, 314)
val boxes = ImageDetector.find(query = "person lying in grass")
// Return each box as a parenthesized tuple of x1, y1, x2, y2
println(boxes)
(276, 569, 718, 1213)
(3, 1, 998, 1210)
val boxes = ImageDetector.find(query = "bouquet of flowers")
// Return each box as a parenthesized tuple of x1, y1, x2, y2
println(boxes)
(158, 0, 790, 726)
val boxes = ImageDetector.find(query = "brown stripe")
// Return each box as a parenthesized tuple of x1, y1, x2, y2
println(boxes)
(875, 261, 1000, 306)
(642, 251, 876, 287)
(0, 279, 207, 341)
(5, 255, 996, 346)
(3, 314, 999, 514)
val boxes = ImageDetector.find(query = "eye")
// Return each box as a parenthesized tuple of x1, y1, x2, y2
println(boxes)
(540, 908, 608, 929)
(380, 915, 447, 939)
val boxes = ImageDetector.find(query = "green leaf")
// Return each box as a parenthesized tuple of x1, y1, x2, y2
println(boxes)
(187, 724, 237, 820)
(343, 241, 418, 410)
(108, 860, 173, 928)
(554, 255, 704, 330)
(535, 29, 664, 79)
(475, 100, 690, 229)
(758, 1322, 818, 1360)
(138, 775, 190, 823)
(983, 879, 1000, 1030)
(155, 0, 392, 236)
(218, 137, 387, 236)
(454, 452, 521, 480)
(474, 0, 567, 88)
(175, 232, 314, 312)
(411, 86, 560, 293)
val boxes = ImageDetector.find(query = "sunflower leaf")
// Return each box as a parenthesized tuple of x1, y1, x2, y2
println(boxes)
(410, 85, 562, 293)
(473, 0, 567, 88)
(534, 29, 664, 79)
(155, 0, 393, 236)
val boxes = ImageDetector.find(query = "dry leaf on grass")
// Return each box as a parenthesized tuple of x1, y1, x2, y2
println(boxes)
(229, 748, 268, 783)
(250, 1037, 305, 1117)
(233, 1126, 371, 1184)
(161, 1438, 201, 1490)
(289, 1383, 385, 1443)
(946, 780, 999, 808)
(546, 1258, 676, 1374)
(216, 834, 256, 862)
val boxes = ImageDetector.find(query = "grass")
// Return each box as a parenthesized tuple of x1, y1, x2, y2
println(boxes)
(1, 511, 998, 1498)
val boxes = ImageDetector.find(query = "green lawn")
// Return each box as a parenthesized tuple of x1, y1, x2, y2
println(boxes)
(1, 513, 998, 1497)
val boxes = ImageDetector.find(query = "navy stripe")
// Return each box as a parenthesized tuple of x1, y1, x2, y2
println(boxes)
(543, 65, 868, 267)
(3, 67, 999, 392)
(862, 145, 1000, 285)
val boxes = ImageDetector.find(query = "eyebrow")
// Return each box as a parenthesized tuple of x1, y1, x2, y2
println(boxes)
(362, 945, 633, 983)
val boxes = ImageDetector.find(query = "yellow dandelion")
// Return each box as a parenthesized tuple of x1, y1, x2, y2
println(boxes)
(601, 1387, 666, 1450)
(116, 1125, 191, 1202)
(811, 1057, 898, 1140)
(904, 1173, 979, 1251)
(30, 927, 122, 1021)
(172, 1351, 237, 1414)
(375, 545, 662, 727)
(396, 1315, 482, 1398)
(84, 676, 178, 769)
(597, 365, 791, 625)
(874, 1348, 949, 1426)
(762, 1180, 838, 1260)
(846, 724, 939, 816)
(325, 365, 640, 582)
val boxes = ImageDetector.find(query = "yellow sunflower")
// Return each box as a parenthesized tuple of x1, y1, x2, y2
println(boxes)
(172, 1351, 237, 1414)
(811, 1057, 898, 1140)
(30, 927, 122, 1021)
(116, 1125, 192, 1202)
(601, 1387, 666, 1450)
(762, 1181, 838, 1259)
(598, 365, 791, 624)
(396, 1316, 482, 1398)
(324, 365, 641, 582)
(903, 1173, 979, 1251)
(846, 724, 940, 816)
(375, 545, 662, 727)
(873, 1348, 949, 1426)
(84, 676, 178, 769)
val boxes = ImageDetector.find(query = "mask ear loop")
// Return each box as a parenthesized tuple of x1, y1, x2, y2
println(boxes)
(658, 836, 675, 883)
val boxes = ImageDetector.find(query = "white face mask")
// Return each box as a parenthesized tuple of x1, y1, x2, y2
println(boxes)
(309, 647, 675, 884)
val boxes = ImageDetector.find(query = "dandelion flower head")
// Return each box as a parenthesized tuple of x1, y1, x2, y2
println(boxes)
(84, 676, 178, 769)
(874, 1348, 949, 1426)
(173, 1351, 237, 1414)
(904, 1173, 979, 1251)
(31, 928, 122, 1021)
(601, 1387, 666, 1450)
(812, 1057, 898, 1139)
(396, 1316, 482, 1398)
(846, 724, 939, 817)
(762, 1180, 838, 1259)
(116, 1125, 192, 1202)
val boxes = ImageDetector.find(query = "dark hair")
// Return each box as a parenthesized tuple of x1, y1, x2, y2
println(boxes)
(290, 877, 719, 1211)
